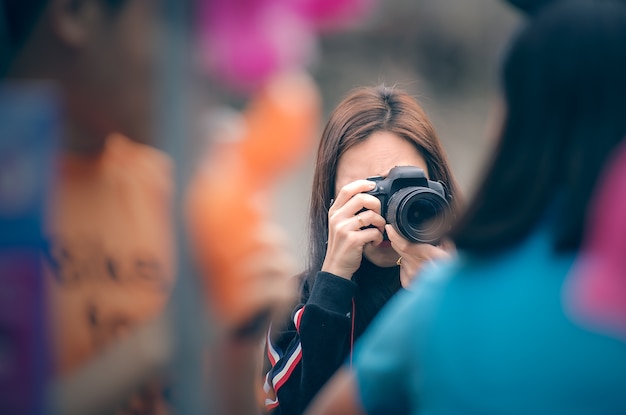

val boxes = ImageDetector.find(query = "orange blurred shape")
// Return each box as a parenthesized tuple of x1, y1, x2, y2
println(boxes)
(187, 72, 321, 329)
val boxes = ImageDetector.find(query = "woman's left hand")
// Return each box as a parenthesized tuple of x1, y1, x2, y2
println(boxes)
(385, 225, 453, 289)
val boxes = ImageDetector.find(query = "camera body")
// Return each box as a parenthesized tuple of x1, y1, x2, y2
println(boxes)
(365, 166, 451, 244)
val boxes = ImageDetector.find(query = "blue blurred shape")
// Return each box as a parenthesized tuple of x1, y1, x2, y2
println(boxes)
(0, 82, 59, 415)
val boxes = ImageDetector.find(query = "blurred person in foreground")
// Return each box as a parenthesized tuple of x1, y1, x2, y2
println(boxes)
(306, 1, 626, 414)
(1, 0, 301, 413)
(2, 1, 175, 412)
(261, 85, 461, 415)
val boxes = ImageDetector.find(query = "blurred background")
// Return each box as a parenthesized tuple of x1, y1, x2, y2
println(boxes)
(0, 0, 527, 413)
(269, 0, 523, 269)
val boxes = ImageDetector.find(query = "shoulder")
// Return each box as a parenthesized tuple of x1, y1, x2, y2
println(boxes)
(364, 257, 466, 338)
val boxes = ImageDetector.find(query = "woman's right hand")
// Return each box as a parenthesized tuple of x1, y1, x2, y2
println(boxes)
(321, 180, 387, 280)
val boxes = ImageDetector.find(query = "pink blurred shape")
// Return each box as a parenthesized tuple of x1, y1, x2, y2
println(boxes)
(197, 0, 315, 91)
(564, 139, 626, 341)
(295, 0, 376, 30)
(196, 0, 375, 91)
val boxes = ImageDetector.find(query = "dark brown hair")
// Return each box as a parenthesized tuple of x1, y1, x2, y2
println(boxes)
(305, 85, 461, 285)
(451, 0, 626, 254)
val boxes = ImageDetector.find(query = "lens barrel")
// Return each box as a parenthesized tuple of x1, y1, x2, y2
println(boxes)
(386, 187, 449, 244)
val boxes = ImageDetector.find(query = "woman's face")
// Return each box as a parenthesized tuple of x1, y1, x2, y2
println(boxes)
(335, 131, 429, 268)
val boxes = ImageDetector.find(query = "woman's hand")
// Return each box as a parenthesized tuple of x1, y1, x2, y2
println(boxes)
(386, 225, 453, 289)
(321, 180, 387, 280)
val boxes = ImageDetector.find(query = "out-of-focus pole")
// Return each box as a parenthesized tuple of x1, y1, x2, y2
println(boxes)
(157, 0, 212, 414)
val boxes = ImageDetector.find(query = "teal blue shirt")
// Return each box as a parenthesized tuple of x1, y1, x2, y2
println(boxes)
(353, 225, 626, 415)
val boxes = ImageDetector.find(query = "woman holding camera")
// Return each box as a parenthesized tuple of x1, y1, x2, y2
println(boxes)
(306, 1, 626, 414)
(261, 86, 460, 414)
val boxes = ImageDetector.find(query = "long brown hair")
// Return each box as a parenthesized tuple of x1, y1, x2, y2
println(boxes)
(304, 85, 461, 288)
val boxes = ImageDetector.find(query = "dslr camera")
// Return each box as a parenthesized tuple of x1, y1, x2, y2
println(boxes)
(364, 166, 451, 244)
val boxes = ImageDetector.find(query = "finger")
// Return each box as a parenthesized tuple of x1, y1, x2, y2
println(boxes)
(350, 192, 381, 215)
(411, 245, 451, 266)
(386, 224, 451, 262)
(356, 227, 384, 246)
(421, 244, 451, 261)
(327, 216, 384, 251)
(330, 194, 382, 232)
(323, 225, 383, 279)
(329, 193, 382, 230)
(385, 224, 411, 252)
(331, 180, 377, 212)
(439, 238, 457, 255)
(353, 209, 386, 232)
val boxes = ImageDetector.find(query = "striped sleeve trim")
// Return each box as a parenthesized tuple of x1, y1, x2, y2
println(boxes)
(263, 342, 303, 410)
(265, 397, 279, 411)
(263, 373, 279, 410)
(293, 306, 305, 332)
(272, 342, 302, 391)
(263, 306, 306, 411)
(267, 323, 281, 366)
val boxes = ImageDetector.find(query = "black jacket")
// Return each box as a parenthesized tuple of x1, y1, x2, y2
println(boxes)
(261, 259, 401, 415)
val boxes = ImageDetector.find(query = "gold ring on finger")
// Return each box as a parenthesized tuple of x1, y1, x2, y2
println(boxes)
(357, 214, 364, 227)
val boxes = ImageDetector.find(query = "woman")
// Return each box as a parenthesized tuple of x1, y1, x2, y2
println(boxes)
(261, 86, 461, 414)
(306, 1, 626, 414)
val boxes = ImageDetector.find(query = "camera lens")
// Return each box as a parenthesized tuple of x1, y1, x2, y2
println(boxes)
(387, 187, 449, 244)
